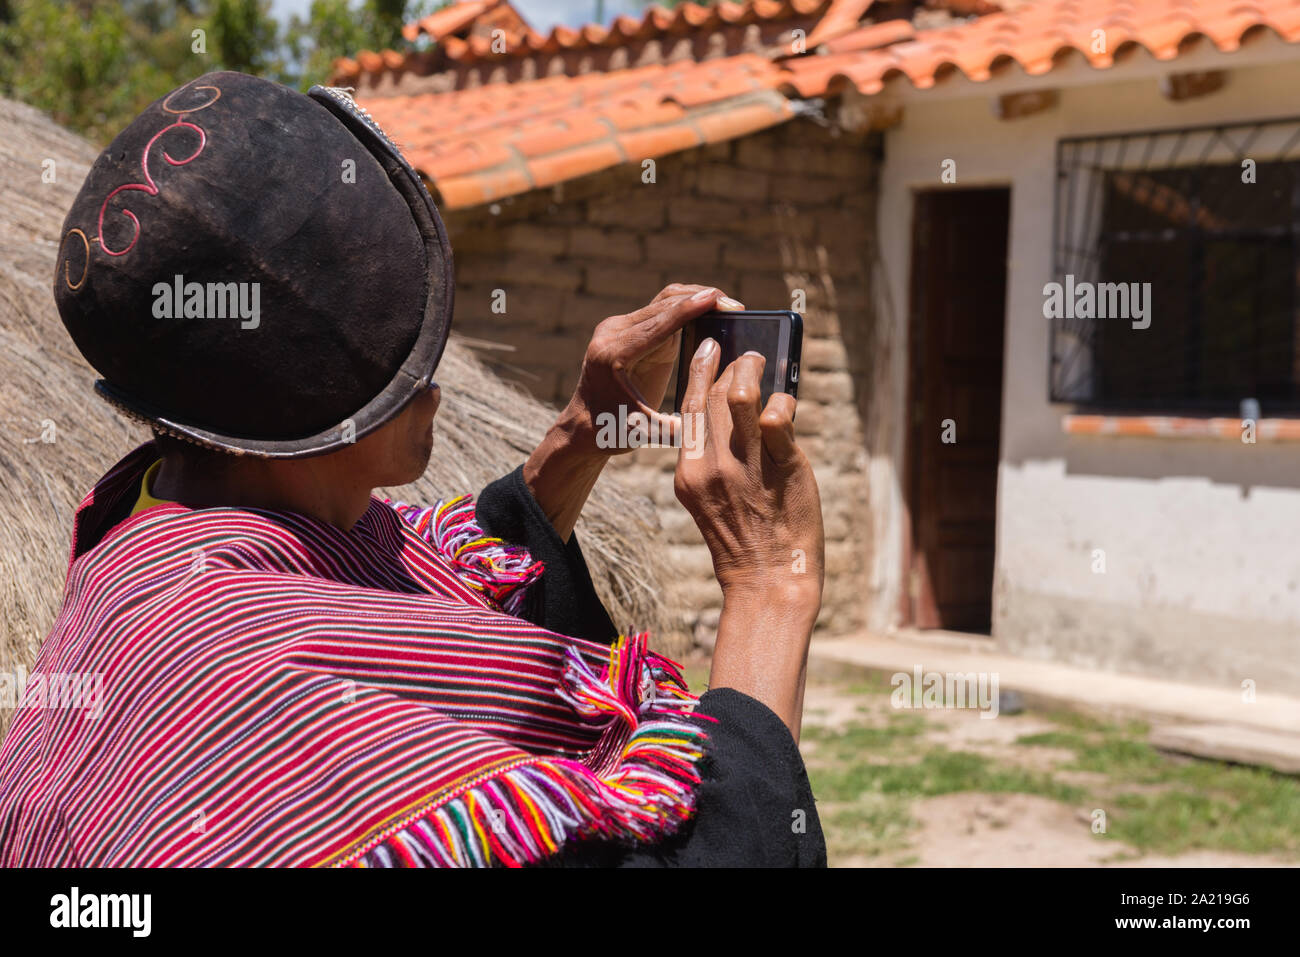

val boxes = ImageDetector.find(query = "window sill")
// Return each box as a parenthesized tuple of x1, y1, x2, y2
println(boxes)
(1062, 414, 1300, 441)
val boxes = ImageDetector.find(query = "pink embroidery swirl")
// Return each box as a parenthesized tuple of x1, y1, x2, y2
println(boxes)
(96, 118, 207, 257)
(60, 80, 222, 292)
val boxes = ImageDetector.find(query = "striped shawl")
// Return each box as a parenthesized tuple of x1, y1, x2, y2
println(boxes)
(0, 443, 707, 866)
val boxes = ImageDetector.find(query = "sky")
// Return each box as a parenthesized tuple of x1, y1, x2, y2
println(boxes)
(268, 0, 649, 32)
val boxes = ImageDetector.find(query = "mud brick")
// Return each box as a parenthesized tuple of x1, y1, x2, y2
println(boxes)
(568, 225, 644, 263)
(803, 336, 849, 371)
(696, 164, 770, 202)
(587, 191, 668, 228)
(800, 370, 855, 403)
(456, 254, 582, 291)
(644, 232, 723, 267)
(770, 175, 849, 205)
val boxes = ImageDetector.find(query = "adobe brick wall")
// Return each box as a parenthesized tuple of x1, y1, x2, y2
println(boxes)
(440, 118, 883, 648)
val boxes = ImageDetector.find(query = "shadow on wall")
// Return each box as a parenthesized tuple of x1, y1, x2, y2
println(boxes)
(1060, 433, 1300, 495)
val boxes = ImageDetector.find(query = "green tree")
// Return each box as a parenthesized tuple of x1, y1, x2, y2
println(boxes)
(287, 0, 440, 89)
(209, 0, 280, 75)
(0, 0, 438, 143)
(0, 0, 206, 143)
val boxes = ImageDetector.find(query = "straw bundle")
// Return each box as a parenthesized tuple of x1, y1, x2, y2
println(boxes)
(0, 97, 677, 736)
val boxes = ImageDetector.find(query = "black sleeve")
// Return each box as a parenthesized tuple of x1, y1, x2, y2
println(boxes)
(542, 688, 827, 868)
(475, 465, 619, 644)
(477, 466, 827, 867)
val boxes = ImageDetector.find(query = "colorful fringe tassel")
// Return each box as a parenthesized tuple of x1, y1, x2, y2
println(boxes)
(334, 633, 709, 868)
(386, 494, 544, 616)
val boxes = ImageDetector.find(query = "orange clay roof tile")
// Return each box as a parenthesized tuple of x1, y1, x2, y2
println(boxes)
(403, 1, 494, 42)
(345, 0, 870, 77)
(357, 52, 791, 207)
(805, 0, 877, 47)
(526, 140, 628, 187)
(602, 101, 690, 130)
(616, 123, 706, 159)
(419, 141, 517, 179)
(693, 99, 800, 142)
(436, 165, 536, 207)
(822, 17, 915, 53)
(357, 0, 1300, 208)
(781, 0, 1300, 97)
(511, 115, 613, 157)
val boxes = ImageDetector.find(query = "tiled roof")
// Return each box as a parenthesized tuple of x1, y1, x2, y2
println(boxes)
(355, 0, 1300, 209)
(782, 0, 1300, 96)
(401, 1, 499, 43)
(334, 0, 873, 83)
(363, 54, 792, 208)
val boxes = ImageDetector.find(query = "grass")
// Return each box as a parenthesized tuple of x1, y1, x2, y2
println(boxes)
(818, 793, 914, 860)
(812, 745, 1086, 804)
(679, 663, 1300, 863)
(1014, 713, 1300, 856)
(803, 711, 928, 758)
(799, 683, 1300, 864)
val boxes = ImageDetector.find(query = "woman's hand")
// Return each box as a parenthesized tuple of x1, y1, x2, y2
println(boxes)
(523, 284, 742, 540)
(673, 339, 825, 741)
(564, 283, 743, 455)
(674, 340, 825, 595)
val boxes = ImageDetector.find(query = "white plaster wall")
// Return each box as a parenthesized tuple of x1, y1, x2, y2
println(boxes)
(870, 39, 1300, 690)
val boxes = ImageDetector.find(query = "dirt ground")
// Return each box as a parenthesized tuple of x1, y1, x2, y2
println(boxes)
(848, 792, 1298, 868)
(798, 680, 1300, 868)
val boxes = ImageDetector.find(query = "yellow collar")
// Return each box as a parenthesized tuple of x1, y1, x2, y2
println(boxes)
(129, 459, 172, 517)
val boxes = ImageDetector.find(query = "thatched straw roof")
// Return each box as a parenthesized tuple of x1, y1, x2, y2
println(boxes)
(0, 97, 678, 735)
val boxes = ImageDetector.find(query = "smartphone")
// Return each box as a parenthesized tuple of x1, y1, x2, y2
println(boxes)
(674, 310, 803, 413)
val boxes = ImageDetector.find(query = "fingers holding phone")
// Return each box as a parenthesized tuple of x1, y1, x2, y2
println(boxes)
(562, 286, 746, 456)
(674, 310, 802, 415)
(673, 334, 824, 597)
(725, 351, 766, 461)
(758, 391, 799, 466)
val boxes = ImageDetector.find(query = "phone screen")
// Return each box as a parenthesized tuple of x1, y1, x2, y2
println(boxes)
(676, 311, 793, 412)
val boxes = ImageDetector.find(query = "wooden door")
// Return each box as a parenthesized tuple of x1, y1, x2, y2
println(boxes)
(906, 189, 1009, 632)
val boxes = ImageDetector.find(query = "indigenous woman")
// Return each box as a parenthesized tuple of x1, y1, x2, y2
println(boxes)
(0, 73, 826, 867)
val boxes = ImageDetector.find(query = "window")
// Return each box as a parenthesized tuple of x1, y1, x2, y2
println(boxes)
(1051, 119, 1300, 413)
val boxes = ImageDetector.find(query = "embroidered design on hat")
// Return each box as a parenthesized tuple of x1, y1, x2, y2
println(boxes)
(59, 79, 222, 292)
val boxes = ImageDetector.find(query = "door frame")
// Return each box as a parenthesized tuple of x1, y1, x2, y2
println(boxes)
(899, 186, 1011, 632)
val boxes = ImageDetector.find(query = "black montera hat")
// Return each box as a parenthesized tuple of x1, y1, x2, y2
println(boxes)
(54, 71, 454, 457)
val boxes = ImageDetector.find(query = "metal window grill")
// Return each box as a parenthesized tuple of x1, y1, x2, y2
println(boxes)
(1051, 116, 1300, 412)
